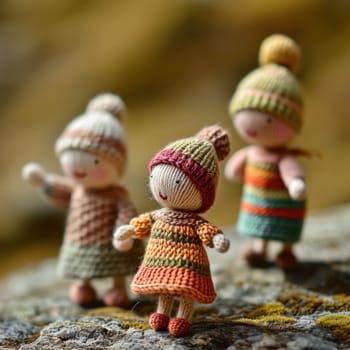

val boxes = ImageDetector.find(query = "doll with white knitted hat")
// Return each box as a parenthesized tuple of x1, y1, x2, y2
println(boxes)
(225, 34, 308, 270)
(114, 125, 230, 337)
(22, 93, 144, 306)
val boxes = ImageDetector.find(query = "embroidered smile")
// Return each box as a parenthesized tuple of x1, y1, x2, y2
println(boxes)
(159, 192, 168, 200)
(74, 171, 87, 178)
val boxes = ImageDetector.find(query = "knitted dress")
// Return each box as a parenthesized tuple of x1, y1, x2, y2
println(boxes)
(237, 159, 306, 243)
(44, 179, 144, 279)
(130, 208, 221, 304)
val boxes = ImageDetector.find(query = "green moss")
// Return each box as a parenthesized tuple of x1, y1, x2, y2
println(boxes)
(316, 314, 350, 343)
(278, 290, 350, 315)
(279, 292, 325, 315)
(246, 302, 286, 318)
(326, 294, 350, 312)
(236, 315, 296, 327)
(234, 302, 296, 328)
(120, 321, 150, 330)
(86, 307, 149, 330)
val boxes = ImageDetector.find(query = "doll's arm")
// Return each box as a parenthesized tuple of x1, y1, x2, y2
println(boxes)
(279, 156, 307, 200)
(197, 222, 230, 253)
(22, 162, 73, 208)
(113, 194, 139, 252)
(224, 147, 249, 182)
(130, 213, 154, 240)
(113, 212, 153, 252)
(115, 194, 138, 226)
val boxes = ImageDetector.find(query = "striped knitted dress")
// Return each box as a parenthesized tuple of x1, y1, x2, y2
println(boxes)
(131, 208, 221, 304)
(43, 181, 144, 279)
(237, 159, 306, 243)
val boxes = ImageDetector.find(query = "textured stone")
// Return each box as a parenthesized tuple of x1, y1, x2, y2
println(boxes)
(287, 335, 338, 350)
(21, 319, 123, 350)
(0, 205, 349, 349)
(0, 320, 39, 346)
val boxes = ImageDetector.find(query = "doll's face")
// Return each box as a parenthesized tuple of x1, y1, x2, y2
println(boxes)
(149, 164, 202, 211)
(233, 110, 297, 147)
(60, 149, 118, 188)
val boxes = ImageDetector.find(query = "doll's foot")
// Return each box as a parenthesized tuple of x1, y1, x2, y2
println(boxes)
(149, 313, 170, 331)
(103, 287, 129, 307)
(276, 250, 297, 271)
(69, 281, 97, 306)
(168, 317, 191, 337)
(240, 243, 267, 267)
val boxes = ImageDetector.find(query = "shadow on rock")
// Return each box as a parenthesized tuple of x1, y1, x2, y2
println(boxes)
(284, 260, 350, 294)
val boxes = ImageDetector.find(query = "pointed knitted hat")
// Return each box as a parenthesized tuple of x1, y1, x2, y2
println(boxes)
(55, 93, 128, 175)
(229, 34, 303, 132)
(149, 125, 230, 212)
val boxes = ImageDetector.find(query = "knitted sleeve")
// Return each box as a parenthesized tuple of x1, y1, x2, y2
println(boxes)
(115, 192, 138, 226)
(42, 175, 73, 208)
(130, 212, 154, 240)
(278, 155, 305, 186)
(197, 221, 223, 248)
(224, 146, 249, 182)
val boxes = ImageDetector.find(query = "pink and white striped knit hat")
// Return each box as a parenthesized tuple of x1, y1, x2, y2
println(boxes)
(55, 93, 128, 175)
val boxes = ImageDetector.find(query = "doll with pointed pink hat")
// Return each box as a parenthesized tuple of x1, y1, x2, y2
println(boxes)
(114, 125, 230, 336)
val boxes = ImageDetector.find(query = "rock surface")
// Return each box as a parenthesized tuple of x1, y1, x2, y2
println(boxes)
(0, 205, 350, 349)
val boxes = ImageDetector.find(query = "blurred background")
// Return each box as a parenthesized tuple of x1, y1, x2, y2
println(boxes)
(1, 0, 350, 279)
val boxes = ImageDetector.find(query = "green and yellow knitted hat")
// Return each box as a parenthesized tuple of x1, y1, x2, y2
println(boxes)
(229, 34, 303, 132)
(149, 125, 230, 213)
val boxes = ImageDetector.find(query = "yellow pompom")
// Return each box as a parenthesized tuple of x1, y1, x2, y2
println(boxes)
(258, 34, 301, 73)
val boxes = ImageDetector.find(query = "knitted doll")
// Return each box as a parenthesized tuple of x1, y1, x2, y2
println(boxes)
(113, 125, 230, 337)
(225, 34, 308, 270)
(22, 93, 144, 306)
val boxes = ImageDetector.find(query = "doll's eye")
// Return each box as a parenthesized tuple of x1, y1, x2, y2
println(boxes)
(175, 179, 180, 185)
(94, 158, 100, 165)
(266, 117, 273, 124)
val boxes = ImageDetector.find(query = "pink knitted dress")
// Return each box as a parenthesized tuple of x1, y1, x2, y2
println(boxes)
(44, 179, 144, 279)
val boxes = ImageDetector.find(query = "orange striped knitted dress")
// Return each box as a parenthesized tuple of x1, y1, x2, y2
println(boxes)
(130, 208, 221, 304)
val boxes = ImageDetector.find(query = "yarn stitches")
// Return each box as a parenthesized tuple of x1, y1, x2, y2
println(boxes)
(238, 159, 306, 243)
(114, 125, 230, 336)
(22, 93, 144, 307)
(131, 208, 218, 304)
(225, 34, 309, 270)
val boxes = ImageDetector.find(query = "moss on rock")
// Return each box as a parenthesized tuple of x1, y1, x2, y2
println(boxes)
(316, 314, 350, 344)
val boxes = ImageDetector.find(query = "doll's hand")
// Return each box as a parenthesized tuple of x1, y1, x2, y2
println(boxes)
(22, 163, 47, 187)
(288, 178, 307, 200)
(113, 225, 135, 252)
(114, 238, 134, 252)
(213, 234, 230, 253)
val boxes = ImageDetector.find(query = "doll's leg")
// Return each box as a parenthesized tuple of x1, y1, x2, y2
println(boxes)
(276, 243, 297, 270)
(168, 295, 194, 337)
(69, 279, 97, 306)
(149, 294, 174, 331)
(240, 239, 269, 267)
(103, 276, 129, 307)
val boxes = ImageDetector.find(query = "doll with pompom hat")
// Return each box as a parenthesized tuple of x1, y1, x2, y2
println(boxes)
(225, 34, 308, 270)
(22, 93, 144, 306)
(114, 125, 230, 337)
